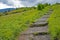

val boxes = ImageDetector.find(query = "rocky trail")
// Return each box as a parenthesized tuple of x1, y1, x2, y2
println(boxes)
(18, 9, 52, 40)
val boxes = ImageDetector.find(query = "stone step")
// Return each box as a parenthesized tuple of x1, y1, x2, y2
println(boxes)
(19, 33, 50, 40)
(18, 10, 52, 40)
(34, 21, 47, 24)
(19, 34, 50, 40)
(18, 34, 33, 40)
(30, 24, 48, 27)
(33, 35, 50, 40)
(35, 18, 48, 22)
(21, 26, 48, 34)
(42, 15, 50, 18)
(44, 13, 51, 15)
(31, 22, 48, 27)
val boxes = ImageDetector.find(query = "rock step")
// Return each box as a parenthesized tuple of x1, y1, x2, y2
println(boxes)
(18, 33, 50, 40)
(41, 15, 51, 18)
(30, 24, 48, 27)
(18, 9, 53, 40)
(34, 22, 47, 25)
(44, 12, 51, 15)
(35, 18, 48, 22)
(33, 34, 50, 40)
(31, 22, 48, 27)
(34, 12, 51, 22)
(21, 26, 48, 35)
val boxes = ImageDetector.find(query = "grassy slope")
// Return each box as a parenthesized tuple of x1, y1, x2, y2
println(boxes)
(6, 7, 34, 15)
(0, 6, 50, 40)
(48, 5, 60, 40)
(0, 7, 33, 16)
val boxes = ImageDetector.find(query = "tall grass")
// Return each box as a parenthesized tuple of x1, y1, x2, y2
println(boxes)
(0, 6, 50, 40)
(48, 5, 60, 40)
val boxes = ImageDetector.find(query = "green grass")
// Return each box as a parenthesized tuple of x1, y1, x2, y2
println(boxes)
(0, 7, 34, 16)
(5, 7, 35, 15)
(48, 5, 60, 40)
(0, 6, 50, 40)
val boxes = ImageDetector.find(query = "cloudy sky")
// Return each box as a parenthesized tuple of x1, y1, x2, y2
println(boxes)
(0, 0, 60, 9)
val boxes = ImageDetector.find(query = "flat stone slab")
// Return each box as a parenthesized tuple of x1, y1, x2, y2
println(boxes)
(18, 33, 50, 40)
(18, 34, 34, 40)
(42, 15, 50, 18)
(36, 18, 48, 22)
(33, 35, 50, 40)
(21, 26, 48, 34)
(33, 22, 48, 26)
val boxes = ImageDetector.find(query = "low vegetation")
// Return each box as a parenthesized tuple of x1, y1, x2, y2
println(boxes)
(48, 4, 60, 40)
(0, 3, 50, 40)
(0, 7, 35, 16)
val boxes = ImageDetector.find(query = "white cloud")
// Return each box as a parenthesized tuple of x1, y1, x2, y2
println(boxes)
(0, 0, 25, 9)
(0, 0, 60, 9)
(7, 0, 24, 8)
(0, 2, 14, 9)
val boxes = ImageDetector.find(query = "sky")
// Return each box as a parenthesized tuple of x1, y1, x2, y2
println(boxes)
(0, 0, 60, 9)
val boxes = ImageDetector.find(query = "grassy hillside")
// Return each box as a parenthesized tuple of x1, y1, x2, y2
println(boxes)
(6, 7, 34, 14)
(0, 7, 35, 16)
(48, 5, 60, 40)
(7, 7, 35, 15)
(0, 5, 50, 40)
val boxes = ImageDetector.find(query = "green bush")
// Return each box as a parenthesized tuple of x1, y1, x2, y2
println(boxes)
(37, 3, 44, 10)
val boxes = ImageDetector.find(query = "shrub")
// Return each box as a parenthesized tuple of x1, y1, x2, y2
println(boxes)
(37, 3, 44, 10)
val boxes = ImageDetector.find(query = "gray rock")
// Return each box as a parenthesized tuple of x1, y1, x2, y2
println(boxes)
(33, 35, 51, 40)
(21, 26, 48, 34)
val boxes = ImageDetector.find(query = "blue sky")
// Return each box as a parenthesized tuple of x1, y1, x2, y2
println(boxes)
(0, 0, 60, 9)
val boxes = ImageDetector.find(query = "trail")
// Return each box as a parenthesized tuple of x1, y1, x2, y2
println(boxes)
(18, 9, 52, 40)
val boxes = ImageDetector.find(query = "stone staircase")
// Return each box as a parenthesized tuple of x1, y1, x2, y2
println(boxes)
(18, 10, 52, 40)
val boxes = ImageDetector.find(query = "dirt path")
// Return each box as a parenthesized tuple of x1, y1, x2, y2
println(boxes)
(18, 9, 52, 40)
